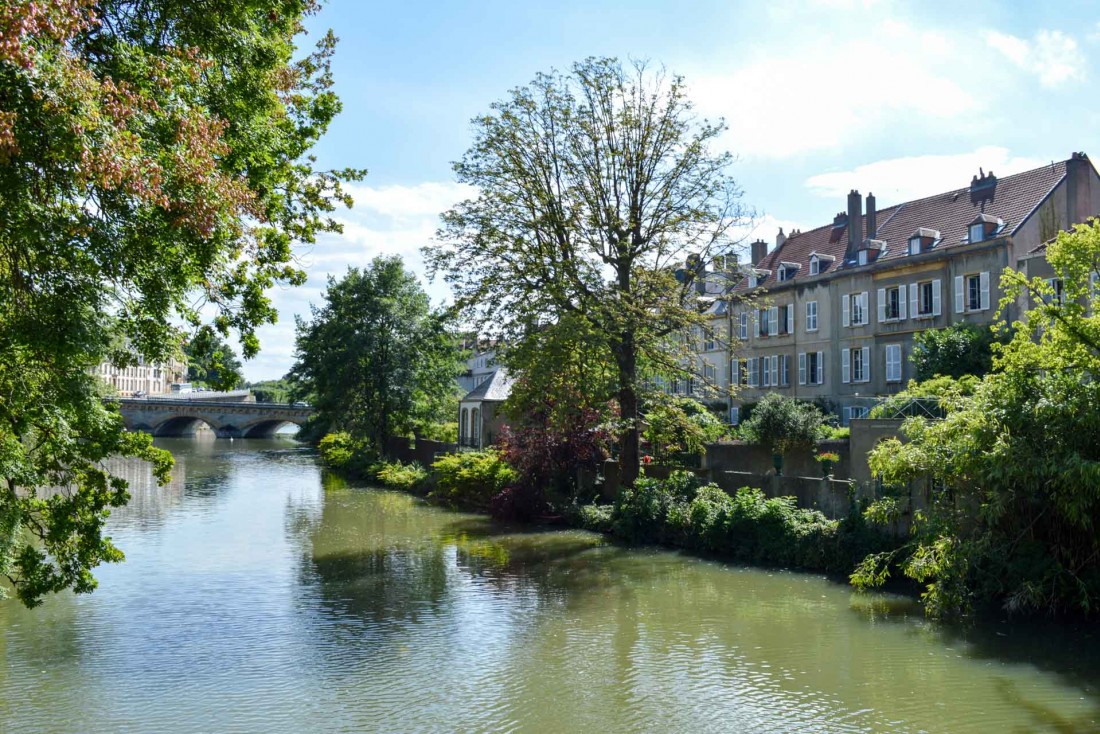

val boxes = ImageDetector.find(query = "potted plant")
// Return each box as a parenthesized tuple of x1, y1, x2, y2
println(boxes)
(816, 451, 840, 477)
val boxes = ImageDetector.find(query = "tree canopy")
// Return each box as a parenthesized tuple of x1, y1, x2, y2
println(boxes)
(426, 57, 748, 487)
(291, 257, 462, 449)
(0, 0, 361, 606)
(855, 219, 1100, 618)
(910, 322, 1000, 381)
(184, 326, 244, 392)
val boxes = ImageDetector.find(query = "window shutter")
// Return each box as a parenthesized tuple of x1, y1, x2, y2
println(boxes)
(980, 271, 990, 310)
(841, 348, 850, 383)
(877, 288, 886, 322)
(954, 275, 964, 313)
(842, 294, 850, 327)
(899, 288, 907, 320)
(769, 306, 778, 335)
(730, 406, 740, 425)
(798, 353, 806, 385)
(932, 279, 942, 316)
(816, 351, 824, 384)
(910, 283, 918, 316)
(749, 358, 758, 387)
(843, 406, 851, 425)
(861, 347, 870, 382)
(861, 292, 869, 324)
(771, 355, 779, 385)
(754, 314, 759, 338)
(787, 304, 794, 333)
(740, 312, 748, 340)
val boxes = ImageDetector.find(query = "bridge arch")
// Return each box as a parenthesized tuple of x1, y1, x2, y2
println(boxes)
(153, 415, 220, 438)
(239, 419, 302, 438)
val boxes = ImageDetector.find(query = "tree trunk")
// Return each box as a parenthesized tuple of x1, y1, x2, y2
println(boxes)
(614, 335, 640, 490)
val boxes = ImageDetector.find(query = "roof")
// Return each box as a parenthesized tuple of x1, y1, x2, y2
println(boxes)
(461, 368, 514, 402)
(740, 156, 1074, 292)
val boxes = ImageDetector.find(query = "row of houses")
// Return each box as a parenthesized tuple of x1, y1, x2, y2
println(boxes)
(458, 151, 1100, 442)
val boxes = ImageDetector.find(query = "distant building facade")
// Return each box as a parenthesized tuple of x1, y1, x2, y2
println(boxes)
(729, 152, 1100, 424)
(96, 356, 187, 397)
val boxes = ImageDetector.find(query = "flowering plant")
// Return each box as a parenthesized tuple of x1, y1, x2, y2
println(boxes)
(815, 451, 840, 463)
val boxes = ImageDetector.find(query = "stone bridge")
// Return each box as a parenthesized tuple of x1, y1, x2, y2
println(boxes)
(118, 397, 315, 438)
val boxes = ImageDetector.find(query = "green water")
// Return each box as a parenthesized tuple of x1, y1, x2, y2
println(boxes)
(2, 439, 1100, 733)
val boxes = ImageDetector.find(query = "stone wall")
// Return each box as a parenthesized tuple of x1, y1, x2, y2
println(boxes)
(848, 418, 904, 483)
(713, 471, 863, 519)
(384, 436, 459, 466)
(703, 439, 850, 479)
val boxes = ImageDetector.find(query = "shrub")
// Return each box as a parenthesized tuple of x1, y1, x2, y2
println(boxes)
(824, 426, 849, 440)
(431, 450, 517, 509)
(420, 422, 459, 443)
(611, 470, 703, 544)
(576, 504, 615, 533)
(741, 394, 826, 456)
(375, 460, 430, 493)
(317, 432, 377, 478)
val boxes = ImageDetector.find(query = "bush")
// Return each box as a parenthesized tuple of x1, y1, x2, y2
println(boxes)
(576, 504, 614, 533)
(741, 394, 826, 456)
(317, 432, 377, 478)
(823, 426, 849, 440)
(375, 460, 430, 493)
(430, 450, 517, 509)
(419, 422, 459, 443)
(609, 472, 892, 574)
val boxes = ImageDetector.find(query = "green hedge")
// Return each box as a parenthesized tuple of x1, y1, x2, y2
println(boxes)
(375, 460, 431, 493)
(430, 450, 517, 509)
(611, 471, 891, 574)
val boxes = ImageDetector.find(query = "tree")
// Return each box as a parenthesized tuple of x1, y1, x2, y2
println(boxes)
(184, 326, 244, 391)
(854, 219, 1100, 618)
(426, 57, 748, 488)
(740, 394, 825, 473)
(291, 257, 462, 450)
(910, 322, 1000, 380)
(0, 1, 361, 607)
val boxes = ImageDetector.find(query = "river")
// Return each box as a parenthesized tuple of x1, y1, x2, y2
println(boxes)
(2, 439, 1100, 733)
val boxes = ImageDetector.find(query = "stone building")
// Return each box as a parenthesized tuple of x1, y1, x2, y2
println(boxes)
(729, 151, 1100, 424)
(96, 356, 187, 397)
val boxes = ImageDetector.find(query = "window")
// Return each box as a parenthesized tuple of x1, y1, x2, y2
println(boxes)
(969, 222, 985, 244)
(878, 285, 904, 322)
(806, 300, 818, 331)
(730, 405, 740, 425)
(799, 351, 824, 385)
(703, 362, 716, 384)
(778, 304, 793, 335)
(843, 406, 870, 425)
(747, 358, 759, 387)
(757, 308, 770, 337)
(687, 376, 696, 395)
(886, 344, 902, 382)
(858, 250, 868, 266)
(778, 266, 793, 282)
(1047, 278, 1065, 305)
(779, 354, 790, 387)
(913, 279, 942, 317)
(739, 312, 748, 340)
(810, 257, 820, 275)
(704, 328, 717, 352)
(909, 237, 921, 256)
(734, 359, 747, 386)
(842, 346, 871, 383)
(843, 292, 868, 326)
(770, 355, 779, 387)
(955, 272, 990, 313)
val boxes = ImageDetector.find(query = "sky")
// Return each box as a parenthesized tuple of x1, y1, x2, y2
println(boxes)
(244, 0, 1100, 381)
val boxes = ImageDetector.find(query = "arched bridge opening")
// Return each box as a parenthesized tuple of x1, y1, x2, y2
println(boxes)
(241, 420, 301, 439)
(153, 416, 219, 438)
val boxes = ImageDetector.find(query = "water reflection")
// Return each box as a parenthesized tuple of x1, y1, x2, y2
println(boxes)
(2, 441, 1100, 733)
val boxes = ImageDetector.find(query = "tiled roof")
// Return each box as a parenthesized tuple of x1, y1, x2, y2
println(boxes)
(461, 368, 513, 402)
(741, 158, 1070, 291)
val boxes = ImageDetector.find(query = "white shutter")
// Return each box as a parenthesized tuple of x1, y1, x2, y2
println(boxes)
(787, 304, 794, 334)
(771, 355, 779, 386)
(754, 313, 760, 338)
(980, 271, 990, 310)
(798, 353, 806, 385)
(816, 351, 824, 384)
(730, 406, 740, 425)
(841, 348, 850, 383)
(954, 275, 964, 313)
(861, 346, 870, 382)
(769, 306, 778, 336)
(842, 294, 850, 326)
(910, 283, 918, 316)
(861, 292, 869, 324)
(877, 288, 886, 322)
(899, 288, 907, 320)
(932, 279, 942, 316)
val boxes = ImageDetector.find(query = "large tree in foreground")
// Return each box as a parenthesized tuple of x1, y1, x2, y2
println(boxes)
(291, 257, 461, 449)
(0, 1, 361, 606)
(426, 57, 748, 487)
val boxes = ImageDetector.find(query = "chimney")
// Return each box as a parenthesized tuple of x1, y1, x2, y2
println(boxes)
(846, 189, 863, 259)
(866, 192, 877, 240)
(776, 227, 787, 249)
(750, 239, 768, 266)
(1066, 152, 1092, 227)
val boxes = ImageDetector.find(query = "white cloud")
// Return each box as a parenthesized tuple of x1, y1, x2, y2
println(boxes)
(803, 146, 1048, 203)
(244, 181, 469, 381)
(984, 29, 1085, 88)
(690, 21, 978, 158)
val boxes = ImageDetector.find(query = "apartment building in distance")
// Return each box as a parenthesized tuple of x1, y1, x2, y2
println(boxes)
(96, 356, 187, 397)
(730, 151, 1100, 424)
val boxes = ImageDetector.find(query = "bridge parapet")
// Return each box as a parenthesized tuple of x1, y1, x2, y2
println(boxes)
(117, 398, 315, 438)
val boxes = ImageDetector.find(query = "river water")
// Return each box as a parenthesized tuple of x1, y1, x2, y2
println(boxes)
(3, 440, 1100, 733)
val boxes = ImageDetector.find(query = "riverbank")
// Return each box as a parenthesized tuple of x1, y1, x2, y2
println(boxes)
(317, 434, 899, 589)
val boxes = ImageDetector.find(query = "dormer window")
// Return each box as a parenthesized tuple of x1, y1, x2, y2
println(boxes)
(808, 252, 835, 276)
(858, 250, 868, 266)
(908, 228, 941, 256)
(968, 214, 1003, 243)
(748, 269, 771, 288)
(777, 261, 800, 282)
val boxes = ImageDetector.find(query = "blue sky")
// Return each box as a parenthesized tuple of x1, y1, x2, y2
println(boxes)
(245, 0, 1100, 380)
